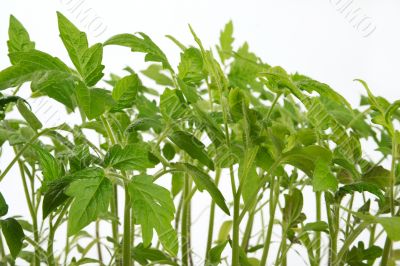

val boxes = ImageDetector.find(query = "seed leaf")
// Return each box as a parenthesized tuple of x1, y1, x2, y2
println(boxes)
(0, 192, 8, 217)
(16, 99, 42, 130)
(169, 131, 214, 170)
(1, 218, 25, 258)
(173, 163, 229, 215)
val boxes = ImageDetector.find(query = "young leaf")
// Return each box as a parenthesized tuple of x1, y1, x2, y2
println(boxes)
(7, 15, 35, 56)
(336, 182, 385, 203)
(217, 20, 234, 63)
(303, 222, 329, 233)
(66, 177, 112, 236)
(283, 188, 304, 227)
(141, 64, 174, 86)
(1, 218, 25, 258)
(159, 88, 187, 120)
(0, 192, 8, 217)
(0, 50, 76, 109)
(128, 175, 178, 255)
(169, 131, 214, 170)
(312, 159, 338, 192)
(16, 99, 42, 130)
(132, 243, 177, 266)
(111, 73, 140, 110)
(76, 83, 115, 120)
(42, 176, 72, 218)
(33, 145, 63, 183)
(173, 163, 229, 215)
(376, 217, 400, 241)
(57, 12, 104, 86)
(104, 143, 155, 171)
(178, 47, 205, 86)
(104, 33, 172, 71)
(218, 220, 233, 242)
(208, 241, 228, 265)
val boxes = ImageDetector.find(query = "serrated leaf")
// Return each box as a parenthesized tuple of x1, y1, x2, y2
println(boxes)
(104, 143, 154, 171)
(217, 20, 234, 63)
(33, 145, 63, 183)
(160, 88, 187, 120)
(141, 64, 173, 86)
(169, 131, 214, 170)
(7, 15, 35, 56)
(178, 47, 205, 86)
(66, 177, 112, 236)
(57, 12, 104, 86)
(76, 83, 115, 120)
(0, 50, 76, 109)
(111, 73, 140, 110)
(173, 163, 229, 215)
(336, 182, 385, 203)
(1, 218, 25, 258)
(132, 243, 177, 266)
(104, 33, 172, 71)
(312, 159, 338, 192)
(128, 175, 178, 255)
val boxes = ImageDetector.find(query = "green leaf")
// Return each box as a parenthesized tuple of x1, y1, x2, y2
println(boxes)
(282, 145, 332, 177)
(141, 64, 173, 86)
(1, 218, 25, 258)
(169, 131, 214, 170)
(128, 175, 178, 255)
(76, 83, 115, 120)
(104, 33, 172, 71)
(159, 88, 187, 120)
(217, 220, 233, 242)
(178, 47, 205, 86)
(7, 15, 35, 56)
(0, 192, 9, 217)
(336, 182, 385, 203)
(42, 176, 72, 218)
(162, 142, 176, 161)
(16, 99, 42, 130)
(171, 172, 184, 198)
(217, 20, 234, 63)
(376, 217, 400, 241)
(104, 143, 154, 171)
(57, 12, 104, 86)
(132, 243, 177, 266)
(0, 50, 76, 109)
(229, 87, 249, 121)
(312, 159, 338, 192)
(111, 73, 140, 110)
(362, 165, 391, 189)
(66, 177, 112, 236)
(208, 241, 228, 265)
(303, 222, 329, 233)
(173, 163, 229, 215)
(283, 188, 304, 228)
(33, 145, 63, 183)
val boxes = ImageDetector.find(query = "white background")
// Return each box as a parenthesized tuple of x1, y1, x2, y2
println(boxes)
(1, 0, 400, 265)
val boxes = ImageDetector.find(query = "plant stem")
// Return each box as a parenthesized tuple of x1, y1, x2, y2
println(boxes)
(232, 187, 241, 266)
(241, 208, 255, 251)
(260, 176, 279, 265)
(315, 191, 321, 265)
(380, 130, 397, 266)
(96, 220, 103, 263)
(181, 173, 191, 266)
(335, 222, 369, 265)
(205, 169, 221, 262)
(15, 154, 40, 266)
(122, 183, 131, 266)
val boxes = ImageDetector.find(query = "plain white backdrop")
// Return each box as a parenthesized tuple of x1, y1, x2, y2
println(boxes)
(1, 0, 400, 265)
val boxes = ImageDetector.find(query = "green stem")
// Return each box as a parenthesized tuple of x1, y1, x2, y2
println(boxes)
(315, 191, 321, 266)
(181, 173, 191, 266)
(260, 176, 279, 265)
(381, 130, 398, 266)
(241, 208, 255, 252)
(15, 154, 40, 266)
(205, 169, 221, 262)
(122, 183, 131, 266)
(96, 220, 103, 263)
(335, 222, 369, 265)
(232, 187, 241, 266)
